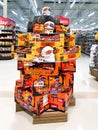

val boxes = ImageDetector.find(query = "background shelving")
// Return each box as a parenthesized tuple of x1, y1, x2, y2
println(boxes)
(0, 16, 16, 60)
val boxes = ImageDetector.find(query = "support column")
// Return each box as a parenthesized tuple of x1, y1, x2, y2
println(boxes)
(3, 0, 7, 18)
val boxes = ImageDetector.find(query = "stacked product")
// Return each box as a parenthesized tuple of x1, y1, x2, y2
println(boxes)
(14, 7, 81, 123)
(76, 30, 95, 55)
(90, 32, 98, 80)
(0, 16, 16, 60)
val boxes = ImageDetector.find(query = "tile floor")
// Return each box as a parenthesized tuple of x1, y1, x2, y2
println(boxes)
(0, 54, 98, 130)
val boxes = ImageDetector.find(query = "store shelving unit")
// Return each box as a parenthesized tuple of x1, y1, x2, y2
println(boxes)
(0, 16, 16, 60)
(76, 30, 95, 56)
(89, 32, 98, 80)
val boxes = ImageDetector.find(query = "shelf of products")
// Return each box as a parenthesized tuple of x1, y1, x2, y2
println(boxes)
(89, 32, 98, 80)
(0, 16, 16, 60)
(76, 29, 96, 55)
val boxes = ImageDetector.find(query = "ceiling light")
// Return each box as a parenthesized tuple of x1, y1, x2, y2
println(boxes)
(70, 0, 76, 9)
(85, 25, 88, 28)
(21, 17, 24, 20)
(88, 12, 95, 17)
(16, 23, 19, 26)
(12, 10, 17, 16)
(34, 0, 37, 8)
(71, 25, 73, 27)
(0, 1, 4, 6)
(75, 22, 77, 25)
(80, 18, 84, 22)
(65, 12, 68, 16)
(38, 11, 41, 15)
(91, 22, 96, 25)
(58, 0, 61, 3)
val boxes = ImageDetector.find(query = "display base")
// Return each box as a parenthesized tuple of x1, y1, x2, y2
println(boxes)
(16, 103, 68, 124)
(69, 96, 76, 106)
(16, 103, 25, 112)
(15, 97, 76, 124)
(90, 69, 98, 81)
(33, 110, 68, 124)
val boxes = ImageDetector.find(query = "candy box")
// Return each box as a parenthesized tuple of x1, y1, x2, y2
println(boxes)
(24, 61, 61, 76)
(18, 33, 29, 46)
(17, 60, 24, 70)
(32, 75, 49, 96)
(49, 76, 63, 94)
(50, 92, 70, 111)
(33, 94, 49, 115)
(61, 60, 76, 72)
(62, 72, 74, 91)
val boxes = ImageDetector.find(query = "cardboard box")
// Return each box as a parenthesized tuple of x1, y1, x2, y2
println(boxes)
(61, 60, 76, 72)
(32, 75, 49, 96)
(24, 62, 61, 76)
(49, 76, 63, 94)
(18, 33, 29, 46)
(33, 94, 49, 115)
(50, 91, 71, 111)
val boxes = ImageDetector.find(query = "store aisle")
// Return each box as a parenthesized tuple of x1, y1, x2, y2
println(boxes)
(0, 59, 19, 92)
(0, 54, 98, 130)
(74, 54, 98, 97)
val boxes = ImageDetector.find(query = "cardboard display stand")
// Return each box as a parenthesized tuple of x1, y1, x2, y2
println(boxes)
(14, 14, 80, 124)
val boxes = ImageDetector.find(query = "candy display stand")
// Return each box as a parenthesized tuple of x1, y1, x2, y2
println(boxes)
(14, 14, 81, 124)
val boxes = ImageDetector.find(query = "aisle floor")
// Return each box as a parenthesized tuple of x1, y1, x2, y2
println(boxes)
(0, 54, 98, 130)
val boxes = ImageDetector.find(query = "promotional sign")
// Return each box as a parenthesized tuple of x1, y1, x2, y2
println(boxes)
(0, 16, 16, 26)
(56, 15, 70, 26)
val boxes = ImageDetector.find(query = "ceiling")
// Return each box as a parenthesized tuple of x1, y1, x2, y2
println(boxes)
(0, 0, 98, 31)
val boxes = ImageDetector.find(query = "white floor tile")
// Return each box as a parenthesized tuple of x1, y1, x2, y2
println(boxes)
(0, 98, 98, 130)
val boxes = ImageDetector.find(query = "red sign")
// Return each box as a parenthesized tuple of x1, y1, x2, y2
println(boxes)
(0, 16, 16, 26)
(56, 15, 70, 26)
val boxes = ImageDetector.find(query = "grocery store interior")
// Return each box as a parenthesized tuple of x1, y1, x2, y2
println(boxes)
(0, 0, 98, 130)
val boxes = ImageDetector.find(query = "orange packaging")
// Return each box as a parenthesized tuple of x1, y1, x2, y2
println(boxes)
(24, 62, 61, 76)
(49, 76, 63, 94)
(23, 74, 32, 89)
(61, 60, 76, 72)
(33, 23, 44, 33)
(18, 33, 29, 46)
(32, 75, 49, 96)
(17, 60, 24, 70)
(62, 72, 74, 91)
(32, 34, 64, 47)
(15, 87, 34, 111)
(33, 94, 49, 115)
(50, 92, 70, 111)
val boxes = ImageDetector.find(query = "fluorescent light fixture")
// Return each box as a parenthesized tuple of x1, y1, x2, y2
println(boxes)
(16, 23, 19, 26)
(34, 0, 37, 8)
(91, 22, 96, 25)
(71, 25, 73, 27)
(0, 1, 4, 6)
(80, 27, 83, 29)
(65, 12, 68, 16)
(75, 22, 77, 25)
(21, 17, 24, 20)
(80, 18, 84, 22)
(70, 0, 76, 9)
(58, 0, 61, 3)
(85, 25, 88, 28)
(88, 12, 95, 17)
(38, 11, 41, 15)
(12, 10, 17, 15)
